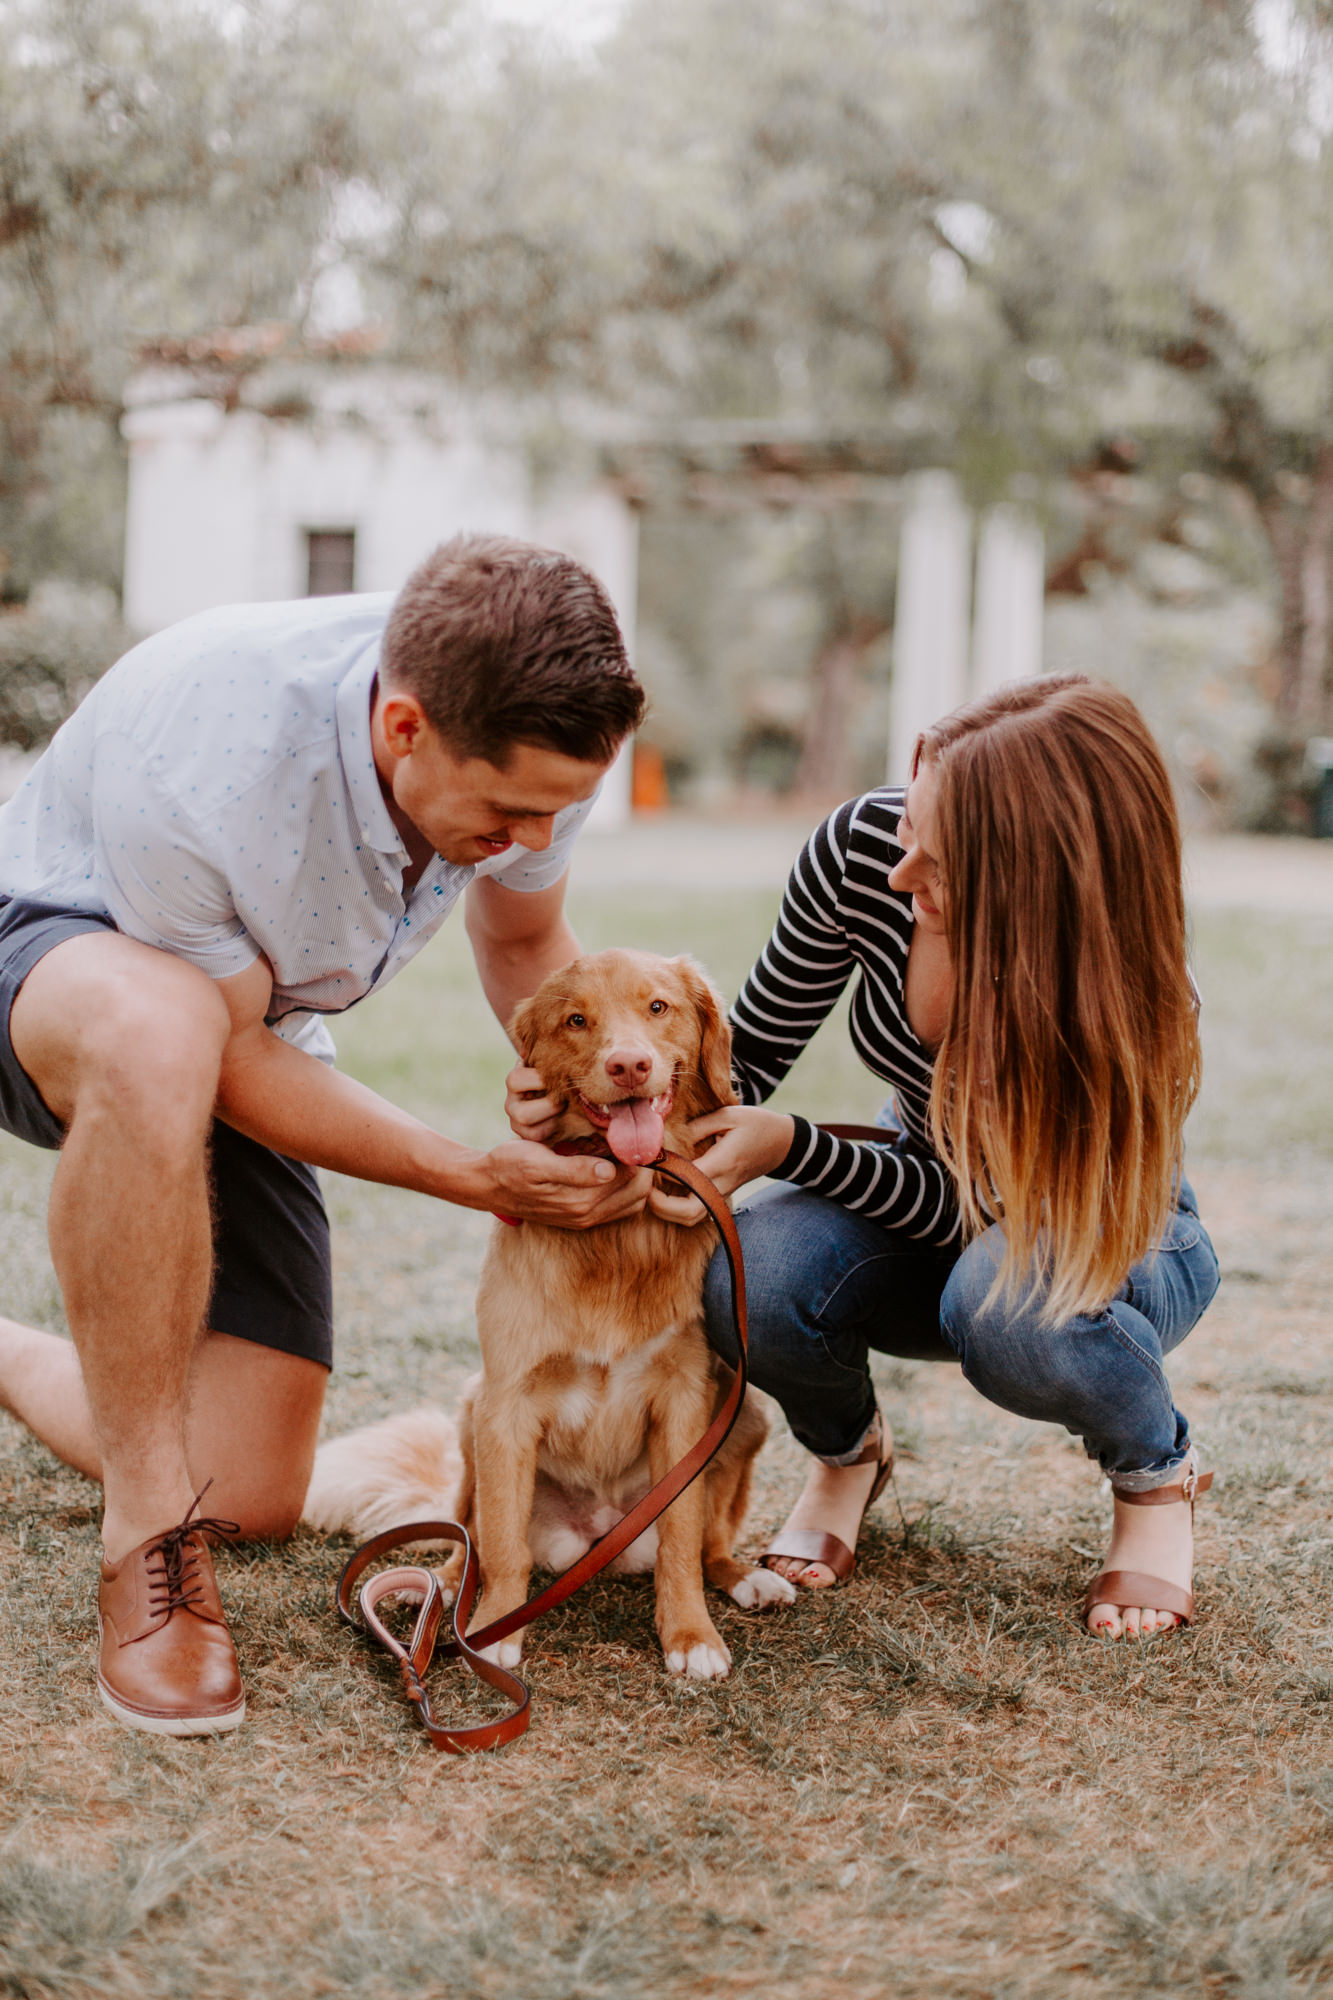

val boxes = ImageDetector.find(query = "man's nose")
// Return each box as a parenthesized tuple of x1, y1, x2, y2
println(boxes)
(513, 816, 555, 851)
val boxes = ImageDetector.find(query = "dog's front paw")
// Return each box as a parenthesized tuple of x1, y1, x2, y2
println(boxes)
(476, 1636, 524, 1670)
(663, 1628, 732, 1680)
(729, 1566, 797, 1610)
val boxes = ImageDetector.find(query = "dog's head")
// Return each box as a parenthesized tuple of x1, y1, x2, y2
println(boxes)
(510, 949, 736, 1167)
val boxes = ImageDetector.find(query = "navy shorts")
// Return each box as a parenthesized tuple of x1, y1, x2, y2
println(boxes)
(0, 895, 333, 1369)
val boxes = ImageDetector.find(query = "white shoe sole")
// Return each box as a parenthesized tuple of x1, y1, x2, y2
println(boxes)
(96, 1675, 246, 1736)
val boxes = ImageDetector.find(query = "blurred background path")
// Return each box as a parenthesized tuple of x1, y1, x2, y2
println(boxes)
(577, 813, 1333, 912)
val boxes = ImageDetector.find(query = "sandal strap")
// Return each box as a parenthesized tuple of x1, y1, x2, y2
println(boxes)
(1116, 1470, 1212, 1507)
(760, 1531, 856, 1582)
(1083, 1568, 1195, 1624)
(849, 1409, 889, 1467)
(760, 1408, 894, 1585)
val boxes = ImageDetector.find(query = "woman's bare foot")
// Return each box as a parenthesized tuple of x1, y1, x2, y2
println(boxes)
(1086, 1489, 1196, 1638)
(764, 1432, 890, 1589)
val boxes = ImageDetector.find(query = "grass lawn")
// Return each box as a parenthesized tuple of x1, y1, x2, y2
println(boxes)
(1, 857, 1331, 1998)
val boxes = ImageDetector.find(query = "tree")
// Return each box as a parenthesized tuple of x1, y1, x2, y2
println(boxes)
(556, 0, 1333, 795)
(0, 0, 456, 590)
(937, 0, 1333, 756)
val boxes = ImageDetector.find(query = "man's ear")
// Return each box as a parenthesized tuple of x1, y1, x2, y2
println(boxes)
(673, 957, 736, 1111)
(377, 689, 430, 763)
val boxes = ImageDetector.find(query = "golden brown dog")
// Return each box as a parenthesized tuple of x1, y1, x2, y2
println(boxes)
(303, 948, 793, 1680)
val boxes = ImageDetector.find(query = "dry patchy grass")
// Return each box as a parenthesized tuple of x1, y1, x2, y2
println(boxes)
(1, 869, 1331, 1999)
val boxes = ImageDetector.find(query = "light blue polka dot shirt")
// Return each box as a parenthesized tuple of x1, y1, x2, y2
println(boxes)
(0, 593, 594, 1062)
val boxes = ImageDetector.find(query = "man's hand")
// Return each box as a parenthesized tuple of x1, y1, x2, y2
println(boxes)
(504, 1060, 565, 1143)
(483, 1140, 652, 1227)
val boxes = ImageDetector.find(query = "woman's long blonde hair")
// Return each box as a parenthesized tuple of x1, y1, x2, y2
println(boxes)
(918, 674, 1201, 1326)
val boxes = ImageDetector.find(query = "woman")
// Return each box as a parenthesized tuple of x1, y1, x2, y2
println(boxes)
(682, 673, 1220, 1639)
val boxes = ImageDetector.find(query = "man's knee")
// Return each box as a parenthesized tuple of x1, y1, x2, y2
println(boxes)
(15, 936, 229, 1137)
(229, 1495, 305, 1543)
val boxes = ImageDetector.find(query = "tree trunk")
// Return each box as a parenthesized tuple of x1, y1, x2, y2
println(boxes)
(1256, 493, 1308, 726)
(1298, 440, 1333, 732)
(1254, 444, 1333, 738)
(793, 625, 882, 801)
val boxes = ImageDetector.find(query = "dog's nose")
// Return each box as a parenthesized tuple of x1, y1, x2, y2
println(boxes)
(604, 1046, 654, 1088)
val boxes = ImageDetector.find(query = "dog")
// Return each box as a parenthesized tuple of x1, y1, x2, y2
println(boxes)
(303, 947, 794, 1680)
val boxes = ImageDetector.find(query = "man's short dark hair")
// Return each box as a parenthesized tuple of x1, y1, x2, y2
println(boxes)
(380, 533, 645, 765)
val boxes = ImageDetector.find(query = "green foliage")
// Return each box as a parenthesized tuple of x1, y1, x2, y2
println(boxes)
(0, 579, 129, 750)
(2, 0, 1331, 759)
(0, 0, 463, 588)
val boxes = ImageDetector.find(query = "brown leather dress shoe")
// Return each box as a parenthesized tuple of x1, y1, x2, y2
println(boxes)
(97, 1494, 245, 1736)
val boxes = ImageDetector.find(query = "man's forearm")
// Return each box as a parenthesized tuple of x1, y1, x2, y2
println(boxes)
(470, 913, 583, 1037)
(214, 1029, 494, 1207)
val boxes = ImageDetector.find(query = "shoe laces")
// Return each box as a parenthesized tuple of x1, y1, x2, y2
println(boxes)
(143, 1483, 240, 1626)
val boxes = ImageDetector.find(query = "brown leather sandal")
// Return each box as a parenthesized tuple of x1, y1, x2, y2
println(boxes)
(759, 1409, 894, 1586)
(1082, 1447, 1213, 1632)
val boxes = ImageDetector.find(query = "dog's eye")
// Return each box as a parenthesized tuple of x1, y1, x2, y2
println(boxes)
(567, 1012, 587, 1029)
(648, 999, 668, 1015)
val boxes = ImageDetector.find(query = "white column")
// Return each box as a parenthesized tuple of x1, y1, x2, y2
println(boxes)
(971, 503, 1045, 695)
(888, 471, 972, 781)
(531, 483, 640, 828)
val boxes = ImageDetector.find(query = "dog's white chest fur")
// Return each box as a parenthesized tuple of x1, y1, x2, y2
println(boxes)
(541, 1322, 683, 1476)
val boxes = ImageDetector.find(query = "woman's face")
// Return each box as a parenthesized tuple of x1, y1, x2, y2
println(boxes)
(888, 758, 947, 935)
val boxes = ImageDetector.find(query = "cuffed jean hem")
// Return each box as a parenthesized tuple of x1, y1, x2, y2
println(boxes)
(1108, 1450, 1197, 1495)
(812, 1412, 882, 1469)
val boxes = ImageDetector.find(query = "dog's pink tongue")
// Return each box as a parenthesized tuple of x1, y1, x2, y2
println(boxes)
(604, 1098, 664, 1167)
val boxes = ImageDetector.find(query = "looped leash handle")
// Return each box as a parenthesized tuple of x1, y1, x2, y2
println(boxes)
(337, 1522, 531, 1752)
(334, 1148, 747, 1753)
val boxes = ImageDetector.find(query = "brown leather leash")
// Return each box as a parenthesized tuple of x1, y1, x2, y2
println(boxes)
(334, 1125, 895, 1752)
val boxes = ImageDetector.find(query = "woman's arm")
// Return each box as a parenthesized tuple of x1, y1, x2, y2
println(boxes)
(727, 803, 861, 1103)
(706, 797, 965, 1248)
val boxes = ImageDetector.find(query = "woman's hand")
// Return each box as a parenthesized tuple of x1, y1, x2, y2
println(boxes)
(504, 1061, 564, 1144)
(685, 1104, 796, 1199)
(643, 1106, 796, 1227)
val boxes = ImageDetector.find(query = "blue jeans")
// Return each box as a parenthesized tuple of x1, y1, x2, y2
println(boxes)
(703, 1178, 1220, 1493)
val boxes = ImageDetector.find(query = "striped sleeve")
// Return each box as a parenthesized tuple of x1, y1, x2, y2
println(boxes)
(729, 793, 962, 1249)
(728, 799, 860, 1103)
(775, 1117, 962, 1248)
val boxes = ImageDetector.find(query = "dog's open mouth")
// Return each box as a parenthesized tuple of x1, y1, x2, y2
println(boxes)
(576, 1087, 675, 1168)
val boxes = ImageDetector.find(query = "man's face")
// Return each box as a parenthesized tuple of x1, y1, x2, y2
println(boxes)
(373, 693, 611, 867)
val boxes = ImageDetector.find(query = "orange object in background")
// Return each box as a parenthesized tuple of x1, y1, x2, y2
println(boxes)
(631, 742, 669, 813)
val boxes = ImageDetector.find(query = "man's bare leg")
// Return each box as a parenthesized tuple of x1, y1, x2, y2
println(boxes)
(9, 932, 229, 1561)
(0, 1317, 326, 1538)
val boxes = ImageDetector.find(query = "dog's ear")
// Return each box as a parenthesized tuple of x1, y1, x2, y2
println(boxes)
(672, 957, 737, 1112)
(507, 994, 537, 1065)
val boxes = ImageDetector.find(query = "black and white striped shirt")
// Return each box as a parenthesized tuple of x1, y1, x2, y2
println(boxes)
(729, 788, 963, 1249)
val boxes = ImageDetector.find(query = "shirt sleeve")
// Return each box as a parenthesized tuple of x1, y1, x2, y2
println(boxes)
(728, 799, 861, 1103)
(476, 784, 601, 894)
(90, 730, 261, 978)
(729, 797, 963, 1248)
(773, 1117, 963, 1247)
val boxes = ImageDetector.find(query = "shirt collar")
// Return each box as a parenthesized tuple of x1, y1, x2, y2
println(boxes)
(336, 642, 407, 858)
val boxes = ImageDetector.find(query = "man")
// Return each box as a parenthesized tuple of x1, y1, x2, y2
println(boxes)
(0, 533, 650, 1736)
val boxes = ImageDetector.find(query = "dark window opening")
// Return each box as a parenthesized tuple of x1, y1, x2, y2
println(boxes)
(306, 529, 356, 596)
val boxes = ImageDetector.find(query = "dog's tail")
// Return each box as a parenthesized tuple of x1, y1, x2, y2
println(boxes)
(300, 1406, 463, 1543)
